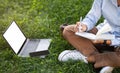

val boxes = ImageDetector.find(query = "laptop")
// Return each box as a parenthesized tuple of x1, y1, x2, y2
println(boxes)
(3, 21, 51, 57)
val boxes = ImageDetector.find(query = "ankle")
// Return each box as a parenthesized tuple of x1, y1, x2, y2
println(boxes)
(87, 52, 99, 63)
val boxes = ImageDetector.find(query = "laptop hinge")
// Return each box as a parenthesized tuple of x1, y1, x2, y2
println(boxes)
(17, 38, 28, 55)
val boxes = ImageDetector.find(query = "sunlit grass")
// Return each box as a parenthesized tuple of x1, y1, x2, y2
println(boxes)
(0, 0, 120, 73)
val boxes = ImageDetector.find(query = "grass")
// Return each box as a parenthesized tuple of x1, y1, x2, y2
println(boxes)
(0, 0, 120, 73)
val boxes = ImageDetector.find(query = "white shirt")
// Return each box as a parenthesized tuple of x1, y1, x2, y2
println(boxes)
(82, 0, 120, 46)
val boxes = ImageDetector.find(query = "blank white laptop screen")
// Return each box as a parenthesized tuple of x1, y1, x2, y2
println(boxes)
(3, 21, 26, 54)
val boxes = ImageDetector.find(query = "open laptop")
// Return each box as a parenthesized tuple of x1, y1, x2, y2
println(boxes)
(3, 21, 51, 57)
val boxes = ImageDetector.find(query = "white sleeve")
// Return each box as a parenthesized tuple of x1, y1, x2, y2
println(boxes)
(82, 0, 102, 31)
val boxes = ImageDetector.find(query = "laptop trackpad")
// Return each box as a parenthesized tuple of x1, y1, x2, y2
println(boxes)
(36, 39, 51, 51)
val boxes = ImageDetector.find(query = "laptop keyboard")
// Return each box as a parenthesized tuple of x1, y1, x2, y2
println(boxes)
(19, 39, 40, 57)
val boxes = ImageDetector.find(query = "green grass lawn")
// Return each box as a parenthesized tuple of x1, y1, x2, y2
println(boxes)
(0, 0, 120, 73)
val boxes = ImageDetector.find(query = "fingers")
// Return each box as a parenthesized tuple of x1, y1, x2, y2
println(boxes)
(81, 24, 87, 32)
(76, 22, 80, 26)
(75, 22, 87, 32)
(92, 40, 104, 44)
(74, 22, 80, 32)
(75, 22, 83, 32)
(92, 40, 111, 45)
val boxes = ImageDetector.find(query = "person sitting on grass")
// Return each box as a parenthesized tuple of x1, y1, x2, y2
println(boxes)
(58, 0, 120, 73)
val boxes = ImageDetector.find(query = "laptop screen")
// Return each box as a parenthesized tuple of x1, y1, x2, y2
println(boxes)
(3, 21, 26, 54)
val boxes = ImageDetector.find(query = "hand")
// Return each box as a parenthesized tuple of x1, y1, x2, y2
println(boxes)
(74, 22, 87, 32)
(92, 40, 104, 44)
(92, 40, 111, 45)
